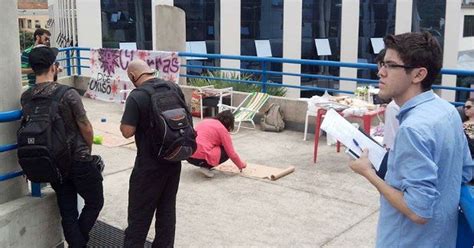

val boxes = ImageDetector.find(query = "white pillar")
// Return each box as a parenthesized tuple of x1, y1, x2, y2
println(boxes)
(48, 0, 59, 47)
(76, 0, 102, 76)
(76, 0, 101, 48)
(0, 0, 28, 204)
(220, 0, 241, 70)
(152, 0, 174, 51)
(282, 0, 302, 98)
(440, 0, 462, 102)
(395, 0, 412, 34)
(339, 0, 360, 93)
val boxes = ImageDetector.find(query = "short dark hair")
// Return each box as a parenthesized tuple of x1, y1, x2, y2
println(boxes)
(214, 110, 235, 131)
(33, 28, 51, 40)
(383, 32, 442, 91)
(375, 49, 386, 64)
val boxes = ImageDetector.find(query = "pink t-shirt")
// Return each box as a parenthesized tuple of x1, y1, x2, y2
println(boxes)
(190, 119, 245, 169)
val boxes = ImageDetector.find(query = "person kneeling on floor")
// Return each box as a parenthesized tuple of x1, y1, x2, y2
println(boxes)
(187, 110, 247, 177)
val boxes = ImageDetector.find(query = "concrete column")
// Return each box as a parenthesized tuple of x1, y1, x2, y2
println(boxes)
(154, 5, 186, 84)
(220, 0, 241, 70)
(76, 0, 102, 76)
(0, 0, 28, 204)
(440, 0, 462, 102)
(0, 2, 68, 247)
(395, 0, 412, 34)
(47, 0, 60, 47)
(152, 0, 174, 51)
(282, 0, 302, 98)
(339, 0, 360, 93)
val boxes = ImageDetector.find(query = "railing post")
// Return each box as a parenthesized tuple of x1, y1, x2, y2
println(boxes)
(31, 182, 41, 197)
(76, 48, 82, 76)
(65, 49, 72, 76)
(261, 61, 267, 93)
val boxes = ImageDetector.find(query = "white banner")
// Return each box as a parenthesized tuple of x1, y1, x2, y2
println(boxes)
(86, 48, 180, 103)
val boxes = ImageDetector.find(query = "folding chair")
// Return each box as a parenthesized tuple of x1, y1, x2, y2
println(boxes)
(219, 92, 270, 133)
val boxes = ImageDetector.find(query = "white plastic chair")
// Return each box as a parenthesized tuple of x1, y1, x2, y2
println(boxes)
(197, 86, 233, 119)
(303, 96, 320, 141)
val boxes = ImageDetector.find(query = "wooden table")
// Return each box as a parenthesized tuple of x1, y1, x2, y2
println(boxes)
(313, 107, 385, 163)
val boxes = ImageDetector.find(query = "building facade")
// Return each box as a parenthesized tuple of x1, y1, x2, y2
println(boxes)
(48, 0, 474, 100)
(18, 1, 49, 33)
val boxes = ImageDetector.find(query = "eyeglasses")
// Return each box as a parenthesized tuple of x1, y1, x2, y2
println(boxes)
(465, 105, 472, 110)
(378, 61, 417, 70)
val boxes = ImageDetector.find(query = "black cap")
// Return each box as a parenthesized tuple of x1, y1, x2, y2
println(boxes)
(28, 46, 59, 72)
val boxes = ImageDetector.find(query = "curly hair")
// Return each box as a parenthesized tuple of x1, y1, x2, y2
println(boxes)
(214, 110, 235, 131)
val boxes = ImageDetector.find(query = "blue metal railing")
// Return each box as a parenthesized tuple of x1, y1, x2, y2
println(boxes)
(176, 52, 474, 106)
(2, 47, 473, 205)
(0, 109, 41, 197)
(46, 47, 474, 105)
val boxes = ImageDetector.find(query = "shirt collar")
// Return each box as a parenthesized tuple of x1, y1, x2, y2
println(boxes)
(397, 90, 436, 122)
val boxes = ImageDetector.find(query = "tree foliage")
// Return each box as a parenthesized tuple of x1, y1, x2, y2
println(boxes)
(19, 31, 34, 51)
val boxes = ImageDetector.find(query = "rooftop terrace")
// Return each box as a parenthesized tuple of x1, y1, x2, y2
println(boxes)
(83, 96, 379, 247)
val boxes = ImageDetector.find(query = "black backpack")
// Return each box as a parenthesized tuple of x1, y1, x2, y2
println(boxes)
(17, 85, 72, 184)
(138, 80, 197, 162)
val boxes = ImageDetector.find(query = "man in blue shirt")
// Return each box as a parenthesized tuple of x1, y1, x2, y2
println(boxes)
(349, 32, 474, 247)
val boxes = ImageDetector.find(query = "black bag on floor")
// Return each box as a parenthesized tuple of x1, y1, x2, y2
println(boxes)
(17, 85, 72, 183)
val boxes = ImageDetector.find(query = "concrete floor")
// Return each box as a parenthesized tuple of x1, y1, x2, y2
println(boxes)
(84, 97, 379, 247)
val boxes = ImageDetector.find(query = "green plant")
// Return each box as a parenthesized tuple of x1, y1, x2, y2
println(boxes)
(187, 71, 287, 97)
(19, 31, 34, 51)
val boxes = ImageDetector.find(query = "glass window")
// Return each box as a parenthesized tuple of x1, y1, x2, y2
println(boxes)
(100, 0, 152, 50)
(241, 0, 284, 83)
(464, 15, 474, 37)
(27, 19, 32, 29)
(456, 51, 474, 102)
(358, 0, 396, 81)
(174, 0, 220, 73)
(301, 0, 342, 97)
(412, 0, 446, 48)
(462, 0, 474, 8)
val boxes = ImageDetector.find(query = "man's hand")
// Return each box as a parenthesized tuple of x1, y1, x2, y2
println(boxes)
(349, 149, 428, 225)
(349, 149, 376, 177)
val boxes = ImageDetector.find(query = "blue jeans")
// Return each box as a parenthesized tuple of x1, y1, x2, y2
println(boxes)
(51, 158, 104, 247)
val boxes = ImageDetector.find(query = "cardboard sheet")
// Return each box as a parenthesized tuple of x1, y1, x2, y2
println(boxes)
(214, 161, 295, 181)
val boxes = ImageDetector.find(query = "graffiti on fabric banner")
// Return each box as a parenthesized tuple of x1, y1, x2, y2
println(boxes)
(94, 49, 180, 75)
(89, 72, 113, 94)
(86, 48, 180, 103)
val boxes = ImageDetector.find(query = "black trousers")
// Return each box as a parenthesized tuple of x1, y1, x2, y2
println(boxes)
(124, 156, 181, 248)
(186, 146, 229, 168)
(51, 158, 104, 248)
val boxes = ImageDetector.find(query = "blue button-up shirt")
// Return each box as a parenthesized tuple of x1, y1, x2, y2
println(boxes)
(377, 91, 474, 248)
